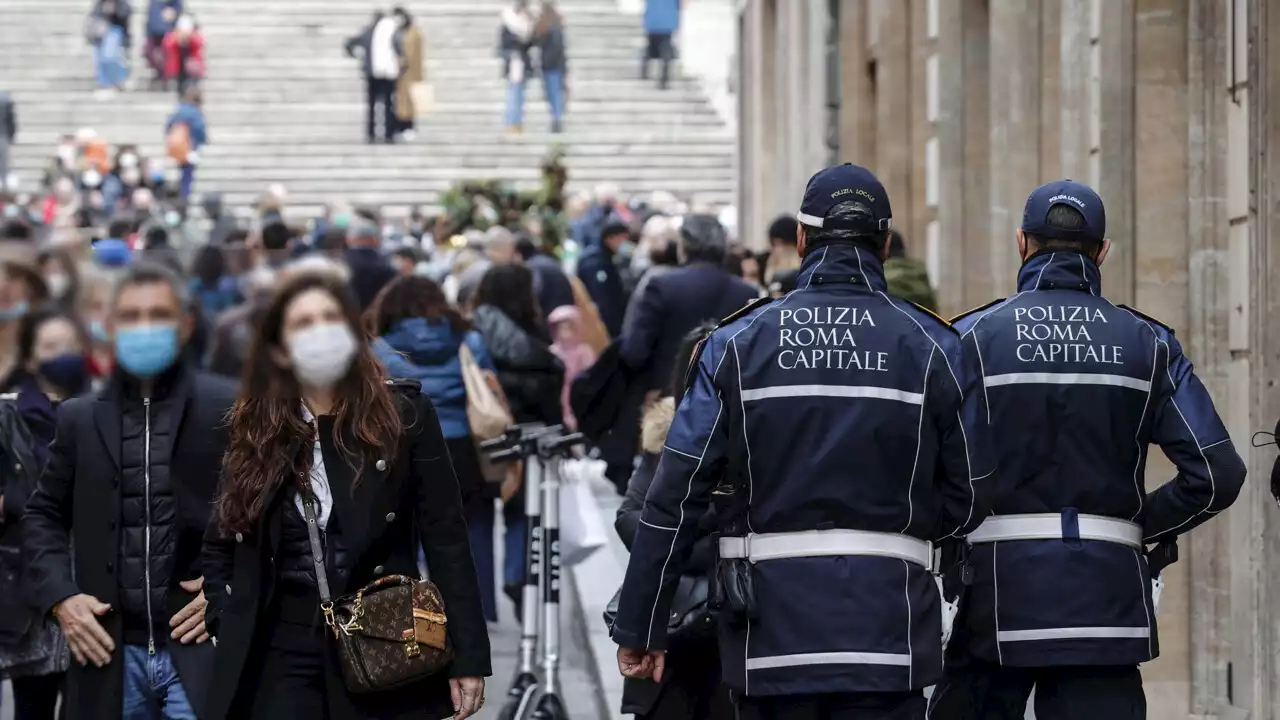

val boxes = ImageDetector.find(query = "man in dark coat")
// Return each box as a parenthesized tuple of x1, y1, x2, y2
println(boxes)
(576, 214, 630, 338)
(344, 216, 396, 309)
(517, 236, 576, 324)
(23, 262, 238, 720)
(591, 214, 757, 492)
(620, 214, 759, 394)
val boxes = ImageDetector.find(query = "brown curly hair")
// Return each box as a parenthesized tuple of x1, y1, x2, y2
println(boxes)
(214, 270, 402, 535)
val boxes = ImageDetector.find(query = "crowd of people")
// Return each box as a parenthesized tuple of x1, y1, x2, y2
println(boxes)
(0, 141, 940, 718)
(86, 0, 206, 99)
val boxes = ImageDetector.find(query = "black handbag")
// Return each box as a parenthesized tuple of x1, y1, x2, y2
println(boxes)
(603, 574, 714, 644)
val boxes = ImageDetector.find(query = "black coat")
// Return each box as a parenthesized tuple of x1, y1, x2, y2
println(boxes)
(200, 387, 492, 720)
(471, 305, 564, 426)
(619, 262, 760, 392)
(21, 366, 238, 720)
(345, 247, 397, 310)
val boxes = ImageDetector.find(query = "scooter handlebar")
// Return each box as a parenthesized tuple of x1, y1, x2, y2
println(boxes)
(486, 447, 524, 464)
(540, 432, 585, 454)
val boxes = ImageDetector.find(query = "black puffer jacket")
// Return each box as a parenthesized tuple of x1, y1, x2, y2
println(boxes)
(471, 304, 565, 426)
(118, 369, 184, 648)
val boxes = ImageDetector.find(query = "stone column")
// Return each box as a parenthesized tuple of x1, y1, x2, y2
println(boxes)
(1184, 0, 1235, 714)
(1095, 0, 1137, 306)
(1250, 0, 1280, 712)
(839, 0, 872, 165)
(1132, 2, 1193, 716)
(988, 0, 1041, 296)
(871, 0, 914, 240)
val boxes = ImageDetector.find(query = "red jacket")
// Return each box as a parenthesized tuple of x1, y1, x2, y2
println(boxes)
(162, 31, 205, 79)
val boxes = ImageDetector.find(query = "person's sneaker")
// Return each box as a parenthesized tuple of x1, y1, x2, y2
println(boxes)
(400, 129, 417, 142)
(551, 119, 563, 134)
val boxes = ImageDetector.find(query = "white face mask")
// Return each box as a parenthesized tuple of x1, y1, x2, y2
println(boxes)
(44, 273, 70, 299)
(289, 322, 358, 389)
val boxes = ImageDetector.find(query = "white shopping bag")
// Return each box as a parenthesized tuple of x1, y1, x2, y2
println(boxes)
(559, 465, 607, 567)
(936, 575, 959, 650)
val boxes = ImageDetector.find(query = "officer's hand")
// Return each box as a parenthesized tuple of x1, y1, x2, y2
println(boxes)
(617, 647, 666, 682)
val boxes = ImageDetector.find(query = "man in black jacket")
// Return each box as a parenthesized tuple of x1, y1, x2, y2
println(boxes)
(345, 215, 396, 309)
(23, 262, 238, 720)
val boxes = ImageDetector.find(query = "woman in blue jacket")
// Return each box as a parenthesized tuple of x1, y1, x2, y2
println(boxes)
(367, 274, 504, 622)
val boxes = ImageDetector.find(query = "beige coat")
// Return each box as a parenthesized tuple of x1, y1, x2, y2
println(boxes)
(395, 25, 425, 122)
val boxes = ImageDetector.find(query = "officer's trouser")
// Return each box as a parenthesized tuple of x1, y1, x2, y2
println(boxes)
(734, 690, 925, 720)
(927, 660, 1145, 720)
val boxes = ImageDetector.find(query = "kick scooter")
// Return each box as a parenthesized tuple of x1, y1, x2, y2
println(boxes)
(528, 430, 584, 720)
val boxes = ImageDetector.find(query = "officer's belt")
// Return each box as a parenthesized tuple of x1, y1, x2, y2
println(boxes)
(718, 530, 934, 568)
(966, 513, 1143, 550)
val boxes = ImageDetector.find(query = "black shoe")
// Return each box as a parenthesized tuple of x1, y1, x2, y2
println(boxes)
(503, 583, 523, 622)
(551, 119, 563, 134)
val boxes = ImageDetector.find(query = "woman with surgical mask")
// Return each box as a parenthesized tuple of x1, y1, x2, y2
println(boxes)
(0, 263, 50, 388)
(75, 266, 117, 386)
(0, 309, 87, 720)
(201, 270, 490, 720)
(38, 249, 80, 310)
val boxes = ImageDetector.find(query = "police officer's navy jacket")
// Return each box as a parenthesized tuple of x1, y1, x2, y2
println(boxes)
(611, 244, 995, 696)
(950, 251, 1246, 668)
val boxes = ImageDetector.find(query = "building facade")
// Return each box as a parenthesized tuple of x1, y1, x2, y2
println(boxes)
(736, 1, 1280, 717)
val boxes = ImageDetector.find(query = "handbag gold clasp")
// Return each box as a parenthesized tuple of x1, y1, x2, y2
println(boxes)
(402, 629, 421, 658)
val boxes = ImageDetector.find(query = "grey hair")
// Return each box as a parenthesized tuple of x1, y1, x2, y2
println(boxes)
(483, 226, 516, 252)
(678, 214, 728, 264)
(111, 261, 193, 314)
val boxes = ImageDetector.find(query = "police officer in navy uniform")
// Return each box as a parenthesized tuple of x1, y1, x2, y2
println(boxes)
(930, 180, 1247, 719)
(610, 163, 995, 720)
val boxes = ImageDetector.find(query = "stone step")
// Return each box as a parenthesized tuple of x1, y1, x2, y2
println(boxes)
(7, 142, 732, 163)
(16, 101, 720, 118)
(11, 125, 731, 144)
(203, 186, 734, 210)
(12, 87, 711, 106)
(186, 164, 735, 182)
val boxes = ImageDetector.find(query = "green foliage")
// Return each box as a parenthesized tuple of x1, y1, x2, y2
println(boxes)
(439, 144, 571, 252)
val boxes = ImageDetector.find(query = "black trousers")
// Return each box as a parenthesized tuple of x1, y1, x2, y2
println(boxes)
(927, 660, 1145, 720)
(11, 673, 66, 720)
(642, 33, 673, 88)
(365, 77, 397, 143)
(735, 690, 925, 720)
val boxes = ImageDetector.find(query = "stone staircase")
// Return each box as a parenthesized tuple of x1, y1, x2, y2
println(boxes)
(0, 0, 735, 216)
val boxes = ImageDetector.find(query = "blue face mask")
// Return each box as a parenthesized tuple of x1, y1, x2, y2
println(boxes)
(38, 354, 88, 395)
(90, 319, 110, 342)
(114, 324, 179, 378)
(0, 301, 30, 322)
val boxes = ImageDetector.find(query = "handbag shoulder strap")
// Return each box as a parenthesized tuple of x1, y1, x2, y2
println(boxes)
(299, 494, 334, 605)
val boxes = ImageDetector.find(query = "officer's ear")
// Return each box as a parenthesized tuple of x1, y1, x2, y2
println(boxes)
(1094, 238, 1112, 267)
(879, 232, 891, 263)
(796, 224, 807, 257)
(1016, 228, 1029, 261)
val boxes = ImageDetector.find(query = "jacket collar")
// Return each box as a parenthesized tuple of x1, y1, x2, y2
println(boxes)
(94, 362, 193, 473)
(795, 244, 888, 293)
(1016, 250, 1102, 295)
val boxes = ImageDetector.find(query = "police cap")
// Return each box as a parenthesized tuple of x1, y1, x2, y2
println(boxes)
(796, 163, 893, 234)
(1021, 179, 1106, 245)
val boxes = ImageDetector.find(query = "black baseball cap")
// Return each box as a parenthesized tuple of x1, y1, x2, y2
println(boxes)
(1021, 179, 1106, 245)
(796, 163, 893, 233)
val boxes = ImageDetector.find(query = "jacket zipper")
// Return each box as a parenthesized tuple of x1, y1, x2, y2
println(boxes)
(144, 397, 156, 656)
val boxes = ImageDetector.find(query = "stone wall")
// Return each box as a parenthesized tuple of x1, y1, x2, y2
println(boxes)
(736, 1, 1280, 716)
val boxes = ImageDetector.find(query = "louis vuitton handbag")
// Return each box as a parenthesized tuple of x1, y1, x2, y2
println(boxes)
(301, 497, 454, 693)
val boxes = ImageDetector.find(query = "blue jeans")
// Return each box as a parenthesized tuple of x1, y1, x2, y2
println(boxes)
(179, 163, 195, 199)
(122, 645, 197, 720)
(505, 80, 526, 127)
(543, 70, 566, 122)
(95, 26, 129, 88)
